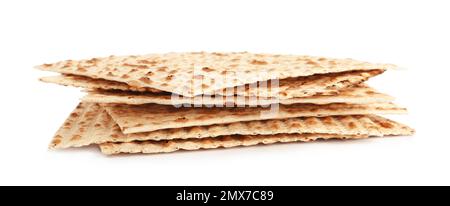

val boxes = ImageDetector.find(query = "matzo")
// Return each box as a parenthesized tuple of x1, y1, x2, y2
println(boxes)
(82, 85, 393, 106)
(36, 52, 396, 96)
(99, 134, 368, 155)
(50, 103, 414, 149)
(103, 102, 407, 134)
(41, 70, 382, 99)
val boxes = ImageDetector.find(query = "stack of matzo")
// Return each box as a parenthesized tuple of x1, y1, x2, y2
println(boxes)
(37, 52, 414, 155)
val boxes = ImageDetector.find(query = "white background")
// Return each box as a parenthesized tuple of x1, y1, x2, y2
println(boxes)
(0, 0, 449, 186)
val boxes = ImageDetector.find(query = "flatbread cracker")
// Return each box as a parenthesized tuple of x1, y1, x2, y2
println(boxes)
(99, 133, 368, 155)
(50, 103, 414, 149)
(103, 102, 407, 134)
(82, 85, 393, 106)
(41, 70, 382, 99)
(36, 52, 396, 96)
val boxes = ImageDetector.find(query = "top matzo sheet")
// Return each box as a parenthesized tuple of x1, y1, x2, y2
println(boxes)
(36, 52, 395, 96)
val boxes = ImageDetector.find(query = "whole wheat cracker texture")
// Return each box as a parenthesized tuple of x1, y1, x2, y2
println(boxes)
(49, 102, 414, 149)
(36, 52, 396, 96)
(82, 84, 393, 106)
